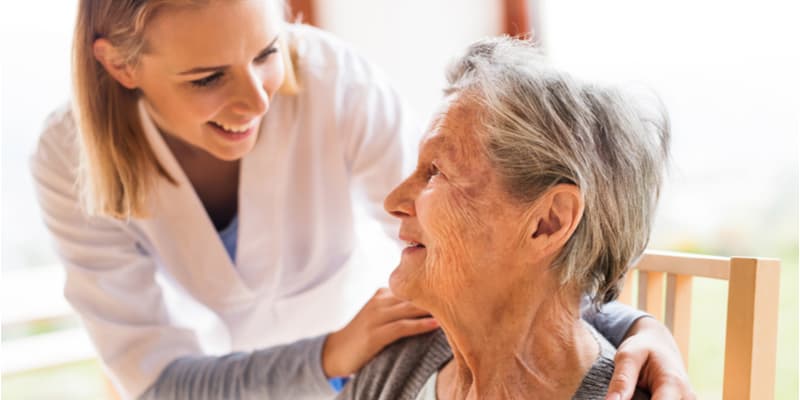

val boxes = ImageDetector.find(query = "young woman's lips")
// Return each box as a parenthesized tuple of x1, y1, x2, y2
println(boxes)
(208, 121, 256, 142)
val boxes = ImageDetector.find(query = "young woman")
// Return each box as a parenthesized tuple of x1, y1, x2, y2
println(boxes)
(31, 1, 693, 399)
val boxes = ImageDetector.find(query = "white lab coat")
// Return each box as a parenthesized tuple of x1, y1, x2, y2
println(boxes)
(31, 25, 417, 398)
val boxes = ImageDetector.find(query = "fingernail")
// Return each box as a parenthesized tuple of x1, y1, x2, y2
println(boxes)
(605, 394, 621, 400)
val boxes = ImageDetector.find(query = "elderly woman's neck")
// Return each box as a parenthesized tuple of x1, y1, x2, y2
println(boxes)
(438, 280, 598, 399)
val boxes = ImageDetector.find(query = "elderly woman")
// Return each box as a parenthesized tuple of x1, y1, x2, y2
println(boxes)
(338, 37, 668, 400)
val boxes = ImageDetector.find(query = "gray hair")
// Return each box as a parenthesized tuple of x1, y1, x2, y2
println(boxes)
(445, 37, 670, 307)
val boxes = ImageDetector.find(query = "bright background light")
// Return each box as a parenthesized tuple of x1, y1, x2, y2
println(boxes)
(2, 1, 797, 399)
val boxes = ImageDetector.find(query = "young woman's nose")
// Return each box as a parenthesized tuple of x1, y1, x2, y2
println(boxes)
(231, 68, 269, 117)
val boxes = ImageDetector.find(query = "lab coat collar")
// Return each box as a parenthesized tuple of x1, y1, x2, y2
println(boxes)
(135, 100, 260, 306)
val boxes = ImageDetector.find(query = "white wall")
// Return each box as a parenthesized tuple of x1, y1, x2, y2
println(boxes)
(1, 2, 76, 270)
(316, 0, 503, 120)
(538, 0, 799, 255)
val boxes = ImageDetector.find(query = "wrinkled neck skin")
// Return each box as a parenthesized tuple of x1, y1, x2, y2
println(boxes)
(436, 268, 599, 400)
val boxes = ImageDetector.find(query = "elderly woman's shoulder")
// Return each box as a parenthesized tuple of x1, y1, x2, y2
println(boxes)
(576, 323, 651, 400)
(338, 329, 451, 400)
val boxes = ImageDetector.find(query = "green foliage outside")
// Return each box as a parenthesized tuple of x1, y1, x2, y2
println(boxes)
(2, 360, 109, 400)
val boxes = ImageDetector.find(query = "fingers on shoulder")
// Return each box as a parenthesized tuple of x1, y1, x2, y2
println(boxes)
(374, 317, 438, 343)
(650, 372, 695, 400)
(607, 350, 648, 399)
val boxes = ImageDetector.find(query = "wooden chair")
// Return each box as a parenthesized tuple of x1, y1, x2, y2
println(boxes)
(617, 250, 781, 400)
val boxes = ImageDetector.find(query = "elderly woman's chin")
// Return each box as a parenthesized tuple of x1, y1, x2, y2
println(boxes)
(388, 255, 426, 302)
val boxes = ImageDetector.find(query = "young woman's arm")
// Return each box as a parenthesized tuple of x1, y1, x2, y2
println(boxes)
(31, 109, 200, 397)
(138, 336, 334, 400)
(32, 109, 336, 400)
(139, 288, 436, 400)
(582, 298, 695, 399)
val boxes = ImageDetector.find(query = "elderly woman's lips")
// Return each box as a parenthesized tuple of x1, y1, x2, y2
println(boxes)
(401, 240, 426, 257)
(402, 245, 425, 256)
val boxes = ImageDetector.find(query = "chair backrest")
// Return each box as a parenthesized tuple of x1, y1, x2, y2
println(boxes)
(617, 250, 781, 400)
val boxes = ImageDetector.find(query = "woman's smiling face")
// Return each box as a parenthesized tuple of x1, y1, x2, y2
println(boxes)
(130, 0, 286, 160)
(383, 97, 533, 310)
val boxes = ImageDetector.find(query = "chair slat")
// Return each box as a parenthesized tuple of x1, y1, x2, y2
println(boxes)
(644, 271, 665, 320)
(722, 257, 781, 400)
(629, 251, 780, 399)
(618, 270, 636, 306)
(637, 250, 730, 280)
(665, 273, 692, 367)
(637, 271, 648, 311)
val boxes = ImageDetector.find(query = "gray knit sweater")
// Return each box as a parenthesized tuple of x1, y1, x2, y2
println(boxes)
(337, 326, 651, 400)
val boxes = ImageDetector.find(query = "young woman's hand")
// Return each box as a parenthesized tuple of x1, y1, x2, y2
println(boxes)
(321, 287, 439, 378)
(606, 317, 696, 400)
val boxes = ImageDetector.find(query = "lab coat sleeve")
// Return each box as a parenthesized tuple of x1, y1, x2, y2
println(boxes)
(33, 110, 339, 400)
(30, 110, 202, 399)
(340, 72, 423, 241)
(139, 334, 336, 400)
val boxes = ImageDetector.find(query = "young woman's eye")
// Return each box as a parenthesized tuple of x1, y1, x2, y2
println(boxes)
(190, 72, 223, 88)
(254, 48, 278, 64)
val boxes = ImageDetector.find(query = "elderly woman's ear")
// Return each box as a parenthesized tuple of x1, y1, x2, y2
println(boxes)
(528, 184, 585, 252)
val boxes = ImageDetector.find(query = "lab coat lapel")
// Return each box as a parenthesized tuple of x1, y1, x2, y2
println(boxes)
(136, 101, 253, 306)
(236, 94, 295, 298)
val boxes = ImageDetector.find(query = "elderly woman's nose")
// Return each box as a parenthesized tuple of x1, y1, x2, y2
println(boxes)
(384, 181, 415, 218)
(231, 68, 269, 117)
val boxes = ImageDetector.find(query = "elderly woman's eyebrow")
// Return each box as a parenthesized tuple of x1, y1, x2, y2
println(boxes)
(419, 136, 452, 160)
(419, 140, 467, 179)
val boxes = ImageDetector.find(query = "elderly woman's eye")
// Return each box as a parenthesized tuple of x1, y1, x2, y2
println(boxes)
(426, 164, 441, 181)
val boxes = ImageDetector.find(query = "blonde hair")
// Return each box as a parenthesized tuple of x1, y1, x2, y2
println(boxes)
(72, 0, 299, 219)
(445, 37, 670, 307)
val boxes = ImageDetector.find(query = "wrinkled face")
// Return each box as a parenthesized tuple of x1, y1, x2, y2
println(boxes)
(133, 0, 285, 161)
(383, 98, 533, 310)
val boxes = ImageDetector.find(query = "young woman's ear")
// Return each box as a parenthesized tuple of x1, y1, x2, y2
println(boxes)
(93, 39, 138, 89)
(529, 184, 585, 251)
